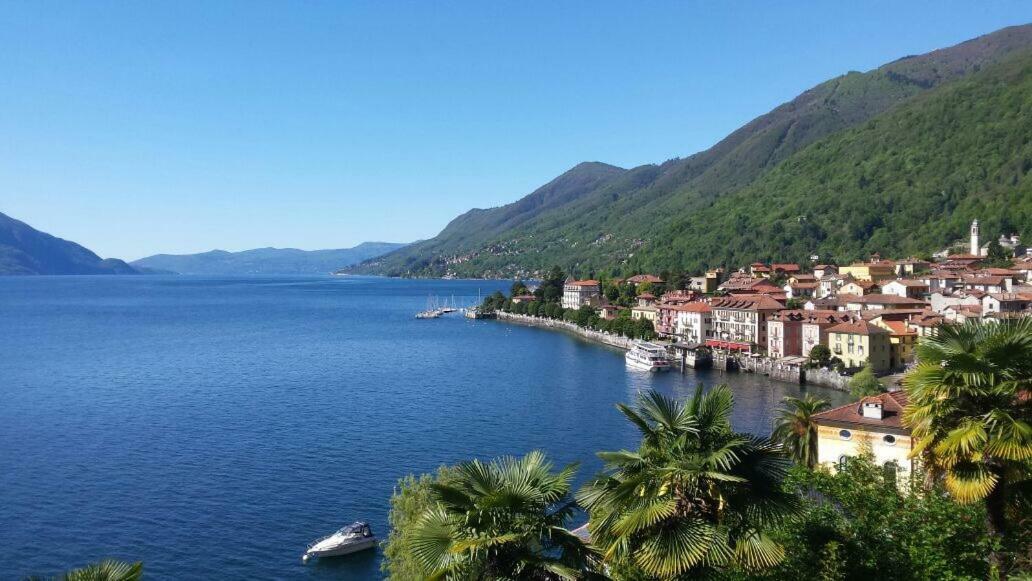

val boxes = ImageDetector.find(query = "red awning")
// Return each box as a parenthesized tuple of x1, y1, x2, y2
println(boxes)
(704, 339, 752, 351)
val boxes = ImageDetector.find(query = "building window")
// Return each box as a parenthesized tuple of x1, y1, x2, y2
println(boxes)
(839, 429, 852, 440)
(838, 455, 849, 470)
(883, 434, 896, 445)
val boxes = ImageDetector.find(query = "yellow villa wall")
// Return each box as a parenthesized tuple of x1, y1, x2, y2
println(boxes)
(816, 425, 914, 475)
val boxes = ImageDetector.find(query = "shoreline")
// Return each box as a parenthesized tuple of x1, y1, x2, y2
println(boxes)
(492, 311, 851, 392)
(493, 311, 635, 351)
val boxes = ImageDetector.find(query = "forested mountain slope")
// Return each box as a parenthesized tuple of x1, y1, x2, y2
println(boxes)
(352, 24, 1032, 278)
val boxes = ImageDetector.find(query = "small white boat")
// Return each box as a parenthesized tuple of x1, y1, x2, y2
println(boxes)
(302, 522, 377, 563)
(625, 341, 672, 372)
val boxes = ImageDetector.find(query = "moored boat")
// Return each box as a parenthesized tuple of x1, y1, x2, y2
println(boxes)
(625, 341, 672, 372)
(302, 522, 377, 563)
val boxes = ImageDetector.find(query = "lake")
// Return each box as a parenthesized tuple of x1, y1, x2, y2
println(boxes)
(0, 275, 849, 579)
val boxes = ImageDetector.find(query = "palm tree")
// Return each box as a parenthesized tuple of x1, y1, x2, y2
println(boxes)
(773, 395, 830, 469)
(27, 560, 142, 581)
(903, 319, 1032, 564)
(577, 386, 800, 579)
(409, 451, 597, 579)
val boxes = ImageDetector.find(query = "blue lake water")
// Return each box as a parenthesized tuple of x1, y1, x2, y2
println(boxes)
(0, 275, 850, 579)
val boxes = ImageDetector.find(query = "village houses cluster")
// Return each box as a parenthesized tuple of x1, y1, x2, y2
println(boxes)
(556, 221, 1032, 477)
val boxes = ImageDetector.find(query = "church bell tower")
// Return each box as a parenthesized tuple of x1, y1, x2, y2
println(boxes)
(970, 219, 980, 256)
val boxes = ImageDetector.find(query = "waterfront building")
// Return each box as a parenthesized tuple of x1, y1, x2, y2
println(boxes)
(766, 310, 808, 358)
(672, 302, 712, 344)
(707, 295, 784, 352)
(562, 279, 601, 310)
(800, 311, 853, 359)
(511, 294, 537, 304)
(598, 303, 625, 320)
(827, 319, 892, 372)
(631, 304, 658, 323)
(813, 391, 914, 478)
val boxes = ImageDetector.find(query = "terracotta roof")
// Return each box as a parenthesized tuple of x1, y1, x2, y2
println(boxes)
(771, 263, 802, 272)
(827, 319, 890, 335)
(988, 293, 1032, 302)
(962, 276, 1007, 285)
(884, 279, 928, 287)
(790, 282, 819, 289)
(978, 268, 1019, 276)
(768, 309, 811, 322)
(719, 277, 783, 292)
(637, 292, 656, 299)
(881, 320, 916, 336)
(845, 295, 927, 306)
(626, 274, 664, 284)
(671, 302, 712, 313)
(711, 295, 784, 311)
(813, 391, 909, 432)
(566, 280, 600, 287)
(814, 264, 836, 269)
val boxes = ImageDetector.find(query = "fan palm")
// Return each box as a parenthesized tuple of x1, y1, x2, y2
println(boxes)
(27, 560, 142, 581)
(577, 386, 800, 579)
(902, 319, 1032, 545)
(772, 395, 830, 469)
(408, 450, 597, 580)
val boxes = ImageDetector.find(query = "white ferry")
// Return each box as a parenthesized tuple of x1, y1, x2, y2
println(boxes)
(625, 341, 672, 372)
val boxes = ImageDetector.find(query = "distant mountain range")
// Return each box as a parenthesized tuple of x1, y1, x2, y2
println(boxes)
(0, 212, 140, 275)
(348, 24, 1032, 278)
(132, 243, 408, 275)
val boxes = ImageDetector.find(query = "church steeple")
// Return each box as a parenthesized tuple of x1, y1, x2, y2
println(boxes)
(970, 219, 980, 256)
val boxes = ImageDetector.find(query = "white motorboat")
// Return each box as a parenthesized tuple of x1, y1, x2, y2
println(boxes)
(625, 341, 672, 372)
(302, 522, 377, 563)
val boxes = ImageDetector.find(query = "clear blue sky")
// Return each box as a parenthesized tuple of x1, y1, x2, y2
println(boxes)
(2, 1, 1030, 260)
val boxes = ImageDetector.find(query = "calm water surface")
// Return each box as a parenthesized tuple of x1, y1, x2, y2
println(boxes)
(0, 276, 849, 579)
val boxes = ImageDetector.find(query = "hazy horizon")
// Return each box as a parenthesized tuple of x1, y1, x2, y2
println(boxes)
(3, 2, 1031, 260)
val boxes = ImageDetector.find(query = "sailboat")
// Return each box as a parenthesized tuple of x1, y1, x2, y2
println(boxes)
(415, 294, 442, 319)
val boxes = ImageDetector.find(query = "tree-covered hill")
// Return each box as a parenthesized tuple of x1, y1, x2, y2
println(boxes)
(349, 24, 1032, 278)
(631, 49, 1032, 273)
(0, 212, 139, 275)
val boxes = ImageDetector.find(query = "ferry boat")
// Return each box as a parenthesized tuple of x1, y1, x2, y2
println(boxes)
(625, 341, 672, 372)
(302, 522, 377, 563)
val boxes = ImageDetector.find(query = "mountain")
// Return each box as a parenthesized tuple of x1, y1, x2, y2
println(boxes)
(0, 212, 139, 275)
(132, 242, 408, 275)
(350, 24, 1032, 278)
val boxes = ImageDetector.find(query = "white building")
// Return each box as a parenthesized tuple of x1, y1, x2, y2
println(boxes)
(672, 303, 712, 345)
(561, 280, 601, 310)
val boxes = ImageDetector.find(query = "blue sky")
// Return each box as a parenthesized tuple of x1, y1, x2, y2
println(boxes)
(2, 2, 1030, 260)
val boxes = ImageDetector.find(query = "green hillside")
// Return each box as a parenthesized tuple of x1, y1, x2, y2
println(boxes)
(351, 24, 1032, 278)
(632, 50, 1032, 272)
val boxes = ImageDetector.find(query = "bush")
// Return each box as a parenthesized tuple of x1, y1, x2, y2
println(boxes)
(848, 365, 885, 398)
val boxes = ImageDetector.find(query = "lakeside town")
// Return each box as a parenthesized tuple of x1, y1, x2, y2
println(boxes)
(467, 220, 1031, 494)
(480, 220, 1031, 382)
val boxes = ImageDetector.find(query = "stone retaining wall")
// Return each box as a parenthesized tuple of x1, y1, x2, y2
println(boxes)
(494, 312, 635, 350)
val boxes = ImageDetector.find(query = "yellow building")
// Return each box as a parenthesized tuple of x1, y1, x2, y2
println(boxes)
(827, 319, 892, 372)
(813, 391, 914, 478)
(871, 318, 918, 369)
(839, 260, 896, 282)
